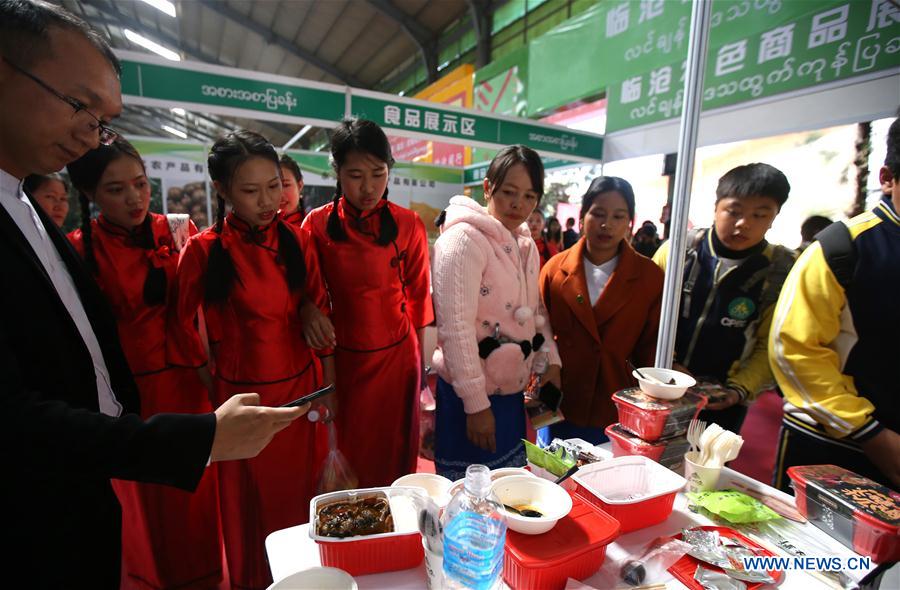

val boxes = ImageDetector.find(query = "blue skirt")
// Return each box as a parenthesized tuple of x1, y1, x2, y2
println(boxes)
(434, 377, 527, 481)
(536, 421, 610, 447)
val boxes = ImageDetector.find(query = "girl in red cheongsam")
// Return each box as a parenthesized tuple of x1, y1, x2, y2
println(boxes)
(279, 153, 305, 226)
(303, 119, 433, 488)
(170, 130, 333, 590)
(67, 138, 222, 590)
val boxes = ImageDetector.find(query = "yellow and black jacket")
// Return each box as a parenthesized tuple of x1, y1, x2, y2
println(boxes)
(770, 197, 900, 444)
(654, 229, 795, 400)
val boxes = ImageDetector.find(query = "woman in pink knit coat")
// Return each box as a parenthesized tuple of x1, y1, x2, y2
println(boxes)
(432, 146, 562, 480)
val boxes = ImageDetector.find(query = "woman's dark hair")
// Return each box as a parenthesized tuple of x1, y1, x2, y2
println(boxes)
(579, 176, 636, 221)
(485, 145, 545, 203)
(327, 118, 398, 246)
(206, 129, 306, 303)
(67, 138, 168, 306)
(279, 153, 303, 182)
(23, 172, 68, 196)
(546, 216, 562, 242)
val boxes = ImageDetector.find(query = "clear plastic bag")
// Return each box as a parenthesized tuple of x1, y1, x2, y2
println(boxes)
(316, 422, 359, 494)
(592, 537, 691, 589)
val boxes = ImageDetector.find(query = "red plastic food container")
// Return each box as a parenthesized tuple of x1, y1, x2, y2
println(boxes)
(572, 455, 685, 533)
(667, 526, 784, 589)
(503, 492, 620, 590)
(605, 423, 690, 470)
(787, 465, 900, 563)
(309, 487, 424, 576)
(612, 387, 707, 442)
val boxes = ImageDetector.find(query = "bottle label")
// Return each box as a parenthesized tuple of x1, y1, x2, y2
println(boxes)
(442, 511, 506, 590)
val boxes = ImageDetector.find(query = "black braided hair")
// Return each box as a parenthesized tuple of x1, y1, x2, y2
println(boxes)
(325, 181, 348, 242)
(137, 213, 166, 306)
(207, 129, 306, 301)
(376, 188, 398, 246)
(204, 193, 235, 303)
(67, 138, 165, 306)
(326, 118, 398, 246)
(276, 220, 307, 290)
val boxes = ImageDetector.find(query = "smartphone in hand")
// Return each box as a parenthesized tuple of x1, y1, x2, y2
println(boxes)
(539, 382, 563, 413)
(280, 384, 335, 408)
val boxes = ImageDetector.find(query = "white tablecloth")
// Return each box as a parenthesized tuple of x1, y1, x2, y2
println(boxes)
(266, 462, 877, 589)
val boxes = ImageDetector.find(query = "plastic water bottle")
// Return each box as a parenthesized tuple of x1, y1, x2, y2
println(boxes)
(441, 464, 507, 590)
(525, 345, 549, 399)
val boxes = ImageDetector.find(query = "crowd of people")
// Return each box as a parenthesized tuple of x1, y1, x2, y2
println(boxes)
(1, 1, 897, 589)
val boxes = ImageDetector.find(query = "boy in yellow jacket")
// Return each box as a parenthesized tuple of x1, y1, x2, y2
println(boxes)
(770, 116, 900, 492)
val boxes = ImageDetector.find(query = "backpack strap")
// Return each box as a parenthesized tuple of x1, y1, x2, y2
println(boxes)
(166, 213, 191, 252)
(815, 221, 856, 289)
(681, 228, 706, 318)
(760, 244, 796, 309)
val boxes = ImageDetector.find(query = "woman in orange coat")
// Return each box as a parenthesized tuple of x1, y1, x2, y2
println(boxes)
(540, 176, 663, 443)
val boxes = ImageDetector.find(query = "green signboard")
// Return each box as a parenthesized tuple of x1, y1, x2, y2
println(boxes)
(121, 59, 346, 122)
(351, 93, 603, 162)
(601, 0, 900, 132)
(527, 5, 606, 116)
(463, 156, 580, 185)
(118, 51, 604, 164)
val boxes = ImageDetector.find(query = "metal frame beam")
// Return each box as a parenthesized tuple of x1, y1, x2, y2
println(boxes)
(121, 110, 204, 141)
(127, 105, 220, 142)
(78, 2, 296, 142)
(195, 0, 366, 87)
(467, 0, 492, 68)
(376, 6, 475, 92)
(366, 0, 438, 83)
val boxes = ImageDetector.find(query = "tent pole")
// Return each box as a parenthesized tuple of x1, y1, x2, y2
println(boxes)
(654, 0, 713, 369)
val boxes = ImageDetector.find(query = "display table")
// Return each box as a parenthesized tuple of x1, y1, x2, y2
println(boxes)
(266, 457, 878, 589)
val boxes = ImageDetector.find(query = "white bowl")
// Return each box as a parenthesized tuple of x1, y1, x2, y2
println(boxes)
(446, 470, 536, 500)
(391, 473, 453, 506)
(491, 475, 572, 535)
(490, 467, 537, 481)
(447, 478, 466, 500)
(632, 368, 696, 400)
(268, 567, 357, 589)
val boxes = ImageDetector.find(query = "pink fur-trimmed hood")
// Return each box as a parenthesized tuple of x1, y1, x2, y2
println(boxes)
(431, 196, 560, 414)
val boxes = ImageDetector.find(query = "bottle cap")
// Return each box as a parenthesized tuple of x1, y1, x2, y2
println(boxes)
(464, 464, 491, 496)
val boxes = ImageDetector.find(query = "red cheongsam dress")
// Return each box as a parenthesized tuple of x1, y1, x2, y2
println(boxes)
(170, 213, 331, 590)
(69, 213, 222, 590)
(303, 198, 433, 487)
(282, 207, 304, 227)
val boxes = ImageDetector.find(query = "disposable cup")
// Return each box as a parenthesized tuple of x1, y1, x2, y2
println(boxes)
(683, 450, 722, 493)
(422, 537, 443, 590)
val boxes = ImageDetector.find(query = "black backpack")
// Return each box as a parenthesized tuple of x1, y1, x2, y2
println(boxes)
(815, 221, 856, 289)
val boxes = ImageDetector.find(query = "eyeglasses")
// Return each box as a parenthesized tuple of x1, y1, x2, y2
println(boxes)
(3, 57, 117, 146)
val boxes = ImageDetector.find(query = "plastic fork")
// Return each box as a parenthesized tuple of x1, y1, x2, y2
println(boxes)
(697, 423, 724, 466)
(687, 419, 706, 456)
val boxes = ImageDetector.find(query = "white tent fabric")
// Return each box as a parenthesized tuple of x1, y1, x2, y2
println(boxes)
(603, 69, 900, 163)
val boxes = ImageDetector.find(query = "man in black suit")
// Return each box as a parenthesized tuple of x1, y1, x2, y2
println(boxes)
(0, 1, 308, 586)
